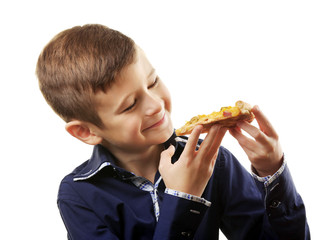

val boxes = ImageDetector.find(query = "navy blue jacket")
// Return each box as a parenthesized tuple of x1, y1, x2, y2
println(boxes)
(58, 135, 310, 239)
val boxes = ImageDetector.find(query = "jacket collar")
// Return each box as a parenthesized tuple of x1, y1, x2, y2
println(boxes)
(73, 132, 186, 181)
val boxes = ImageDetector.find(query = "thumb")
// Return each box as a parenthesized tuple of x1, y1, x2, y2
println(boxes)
(159, 145, 175, 171)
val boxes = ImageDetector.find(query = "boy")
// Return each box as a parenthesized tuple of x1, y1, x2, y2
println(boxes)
(36, 24, 310, 239)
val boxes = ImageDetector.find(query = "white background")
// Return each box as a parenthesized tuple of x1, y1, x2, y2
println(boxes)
(1, 0, 330, 239)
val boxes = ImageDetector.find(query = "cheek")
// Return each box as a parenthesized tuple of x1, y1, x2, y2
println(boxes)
(105, 116, 141, 139)
(166, 95, 172, 113)
(161, 85, 172, 113)
(122, 117, 142, 135)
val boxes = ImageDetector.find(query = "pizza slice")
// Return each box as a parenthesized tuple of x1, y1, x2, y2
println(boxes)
(175, 100, 254, 136)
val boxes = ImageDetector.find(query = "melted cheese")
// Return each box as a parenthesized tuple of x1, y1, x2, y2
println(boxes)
(175, 100, 253, 136)
(186, 106, 241, 126)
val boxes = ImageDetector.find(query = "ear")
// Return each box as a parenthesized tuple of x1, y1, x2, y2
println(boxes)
(65, 120, 103, 145)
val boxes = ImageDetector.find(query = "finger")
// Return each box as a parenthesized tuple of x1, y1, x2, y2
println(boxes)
(229, 128, 258, 160)
(252, 105, 278, 139)
(159, 145, 176, 172)
(208, 128, 226, 165)
(182, 125, 203, 156)
(199, 125, 226, 162)
(198, 124, 221, 155)
(231, 123, 278, 160)
(229, 127, 258, 153)
(214, 127, 227, 147)
(205, 127, 227, 160)
(209, 147, 220, 173)
(237, 120, 269, 144)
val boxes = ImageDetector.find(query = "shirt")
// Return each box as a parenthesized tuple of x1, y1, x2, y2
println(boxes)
(57, 133, 310, 239)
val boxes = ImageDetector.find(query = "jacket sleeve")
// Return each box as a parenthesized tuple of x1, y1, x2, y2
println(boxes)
(218, 147, 310, 239)
(257, 164, 310, 239)
(154, 193, 210, 240)
(58, 182, 119, 240)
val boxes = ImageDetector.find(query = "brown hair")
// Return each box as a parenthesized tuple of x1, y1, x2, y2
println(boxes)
(36, 24, 136, 128)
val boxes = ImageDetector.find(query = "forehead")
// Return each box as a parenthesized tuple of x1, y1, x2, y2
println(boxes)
(93, 47, 154, 110)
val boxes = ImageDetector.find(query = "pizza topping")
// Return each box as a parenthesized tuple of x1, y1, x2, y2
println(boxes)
(222, 111, 232, 117)
(175, 101, 254, 136)
(189, 116, 200, 124)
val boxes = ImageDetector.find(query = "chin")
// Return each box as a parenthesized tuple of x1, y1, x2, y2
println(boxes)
(165, 128, 174, 140)
(156, 125, 174, 144)
(163, 123, 175, 141)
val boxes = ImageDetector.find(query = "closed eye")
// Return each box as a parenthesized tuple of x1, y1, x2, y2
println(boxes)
(148, 76, 159, 89)
(123, 99, 136, 112)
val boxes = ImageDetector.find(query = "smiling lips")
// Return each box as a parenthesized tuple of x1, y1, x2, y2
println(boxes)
(144, 113, 166, 131)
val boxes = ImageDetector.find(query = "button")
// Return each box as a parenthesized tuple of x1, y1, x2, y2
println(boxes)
(190, 209, 200, 215)
(181, 231, 192, 237)
(270, 200, 281, 208)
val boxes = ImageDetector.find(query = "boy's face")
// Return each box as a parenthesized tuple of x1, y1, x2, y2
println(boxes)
(92, 47, 173, 153)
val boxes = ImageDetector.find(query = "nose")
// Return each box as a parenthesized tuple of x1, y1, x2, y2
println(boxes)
(144, 93, 163, 116)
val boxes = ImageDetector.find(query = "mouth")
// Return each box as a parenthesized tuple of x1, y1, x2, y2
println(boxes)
(143, 113, 166, 131)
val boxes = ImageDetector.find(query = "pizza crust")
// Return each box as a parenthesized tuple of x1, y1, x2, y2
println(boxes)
(175, 100, 254, 136)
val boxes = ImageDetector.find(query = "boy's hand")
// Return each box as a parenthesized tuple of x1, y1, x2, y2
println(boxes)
(229, 105, 283, 177)
(159, 125, 227, 197)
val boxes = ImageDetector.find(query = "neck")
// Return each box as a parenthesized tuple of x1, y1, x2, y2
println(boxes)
(104, 144, 164, 183)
